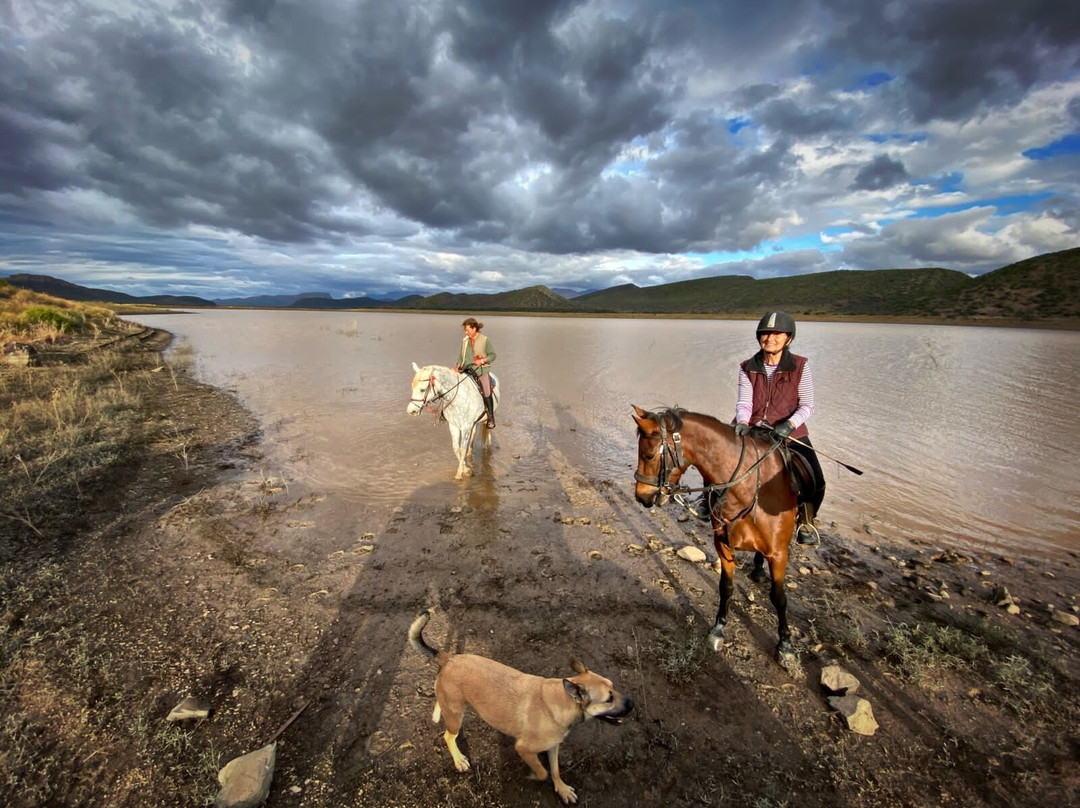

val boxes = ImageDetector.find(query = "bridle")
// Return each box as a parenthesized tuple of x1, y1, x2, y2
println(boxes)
(409, 370, 470, 416)
(633, 414, 684, 493)
(634, 410, 785, 521)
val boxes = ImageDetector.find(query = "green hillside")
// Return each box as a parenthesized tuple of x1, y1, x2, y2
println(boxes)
(407, 284, 586, 312)
(575, 267, 971, 316)
(936, 247, 1080, 321)
(572, 249, 1079, 323)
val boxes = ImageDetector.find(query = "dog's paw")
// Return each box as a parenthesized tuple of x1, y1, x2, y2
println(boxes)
(555, 782, 578, 804)
(452, 754, 471, 773)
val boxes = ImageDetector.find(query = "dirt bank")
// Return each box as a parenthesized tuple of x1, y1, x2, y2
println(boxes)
(1, 330, 1077, 808)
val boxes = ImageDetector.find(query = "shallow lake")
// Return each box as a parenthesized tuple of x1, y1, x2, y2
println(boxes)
(126, 310, 1080, 558)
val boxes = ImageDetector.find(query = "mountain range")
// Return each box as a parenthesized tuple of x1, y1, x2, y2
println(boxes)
(3, 247, 1078, 325)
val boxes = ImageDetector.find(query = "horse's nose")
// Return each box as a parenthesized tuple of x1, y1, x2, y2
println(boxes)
(634, 485, 657, 507)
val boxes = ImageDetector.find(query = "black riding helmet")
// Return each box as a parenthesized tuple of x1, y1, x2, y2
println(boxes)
(756, 311, 796, 341)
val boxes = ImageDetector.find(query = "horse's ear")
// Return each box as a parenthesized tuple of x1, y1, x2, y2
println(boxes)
(632, 404, 645, 417)
(412, 362, 420, 372)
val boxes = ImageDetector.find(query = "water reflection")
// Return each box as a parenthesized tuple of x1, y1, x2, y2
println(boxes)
(126, 310, 1080, 556)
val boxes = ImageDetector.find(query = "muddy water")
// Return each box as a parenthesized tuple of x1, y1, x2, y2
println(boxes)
(127, 310, 1080, 557)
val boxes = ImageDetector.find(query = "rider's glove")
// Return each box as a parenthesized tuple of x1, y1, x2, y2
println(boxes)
(772, 421, 794, 440)
(734, 422, 750, 437)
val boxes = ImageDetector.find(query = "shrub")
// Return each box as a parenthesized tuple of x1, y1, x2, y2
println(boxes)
(21, 306, 84, 333)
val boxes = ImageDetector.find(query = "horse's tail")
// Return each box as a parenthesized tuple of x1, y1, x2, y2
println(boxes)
(408, 608, 447, 666)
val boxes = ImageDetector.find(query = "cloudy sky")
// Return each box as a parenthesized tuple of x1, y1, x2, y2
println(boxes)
(1, 0, 1077, 300)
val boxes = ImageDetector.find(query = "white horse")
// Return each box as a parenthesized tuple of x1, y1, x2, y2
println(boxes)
(407, 362, 500, 480)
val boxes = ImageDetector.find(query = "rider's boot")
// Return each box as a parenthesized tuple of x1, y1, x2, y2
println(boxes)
(483, 394, 496, 428)
(796, 502, 820, 546)
(693, 495, 711, 522)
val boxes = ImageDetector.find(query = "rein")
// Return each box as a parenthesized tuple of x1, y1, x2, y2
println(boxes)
(637, 412, 784, 521)
(410, 370, 470, 416)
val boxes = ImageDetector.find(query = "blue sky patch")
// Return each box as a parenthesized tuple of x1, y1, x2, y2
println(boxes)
(1023, 133, 1080, 160)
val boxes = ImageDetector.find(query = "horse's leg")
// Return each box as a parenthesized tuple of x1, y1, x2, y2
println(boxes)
(766, 548, 795, 664)
(750, 551, 769, 583)
(462, 423, 476, 475)
(450, 424, 468, 480)
(707, 537, 735, 652)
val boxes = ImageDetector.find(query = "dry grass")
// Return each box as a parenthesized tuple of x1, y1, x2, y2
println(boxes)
(0, 280, 117, 344)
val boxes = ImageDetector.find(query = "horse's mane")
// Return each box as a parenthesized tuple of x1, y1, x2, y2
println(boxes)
(640, 406, 728, 433)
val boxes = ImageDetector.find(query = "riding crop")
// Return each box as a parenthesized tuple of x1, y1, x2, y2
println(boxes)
(766, 427, 864, 476)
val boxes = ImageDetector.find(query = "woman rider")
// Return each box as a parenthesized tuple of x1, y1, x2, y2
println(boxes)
(699, 311, 825, 545)
(454, 317, 497, 428)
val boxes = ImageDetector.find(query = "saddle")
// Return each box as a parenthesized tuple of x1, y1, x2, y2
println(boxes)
(463, 367, 496, 393)
(749, 426, 814, 505)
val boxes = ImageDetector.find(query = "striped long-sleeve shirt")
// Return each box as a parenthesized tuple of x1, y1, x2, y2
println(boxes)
(735, 361, 816, 429)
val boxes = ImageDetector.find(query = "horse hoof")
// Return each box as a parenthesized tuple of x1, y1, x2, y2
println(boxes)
(776, 643, 797, 669)
(749, 569, 769, 583)
(706, 628, 725, 652)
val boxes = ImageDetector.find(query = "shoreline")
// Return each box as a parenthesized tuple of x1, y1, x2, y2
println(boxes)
(109, 303, 1080, 331)
(2, 326, 1077, 807)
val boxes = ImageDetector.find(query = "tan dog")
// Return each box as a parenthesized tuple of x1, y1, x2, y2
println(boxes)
(408, 608, 633, 804)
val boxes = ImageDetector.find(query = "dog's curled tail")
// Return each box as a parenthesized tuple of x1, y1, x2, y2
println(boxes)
(408, 607, 441, 662)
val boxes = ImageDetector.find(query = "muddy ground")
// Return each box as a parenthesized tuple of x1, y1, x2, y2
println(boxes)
(2, 330, 1078, 808)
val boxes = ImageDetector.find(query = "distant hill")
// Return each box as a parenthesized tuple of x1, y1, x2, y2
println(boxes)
(215, 292, 331, 307)
(934, 247, 1080, 321)
(576, 268, 972, 316)
(291, 296, 389, 309)
(3, 248, 1077, 324)
(404, 284, 586, 312)
(3, 273, 215, 308)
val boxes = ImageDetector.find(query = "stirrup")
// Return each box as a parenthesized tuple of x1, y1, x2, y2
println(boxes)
(796, 522, 820, 546)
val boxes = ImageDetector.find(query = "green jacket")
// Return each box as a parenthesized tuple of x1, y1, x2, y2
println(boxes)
(458, 333, 495, 376)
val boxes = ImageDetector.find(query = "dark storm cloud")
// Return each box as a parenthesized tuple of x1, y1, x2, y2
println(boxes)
(850, 155, 908, 192)
(819, 0, 1080, 123)
(0, 0, 1076, 296)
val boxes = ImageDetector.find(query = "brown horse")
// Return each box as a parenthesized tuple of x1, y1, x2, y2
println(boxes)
(631, 405, 799, 663)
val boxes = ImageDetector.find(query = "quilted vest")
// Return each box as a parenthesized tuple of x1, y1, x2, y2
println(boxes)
(740, 349, 809, 440)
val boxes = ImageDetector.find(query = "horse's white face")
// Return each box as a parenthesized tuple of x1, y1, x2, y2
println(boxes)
(407, 365, 429, 415)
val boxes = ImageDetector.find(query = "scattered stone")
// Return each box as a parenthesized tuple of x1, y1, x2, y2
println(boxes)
(991, 585, 1017, 608)
(216, 742, 276, 808)
(677, 512, 690, 523)
(1051, 611, 1079, 627)
(166, 696, 211, 722)
(820, 665, 861, 695)
(576, 517, 592, 525)
(587, 550, 603, 560)
(2, 341, 38, 367)
(865, 581, 878, 591)
(798, 566, 811, 575)
(828, 695, 879, 736)
(676, 546, 706, 563)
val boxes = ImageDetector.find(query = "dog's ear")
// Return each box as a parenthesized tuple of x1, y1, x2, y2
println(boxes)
(563, 678, 589, 705)
(570, 659, 588, 674)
